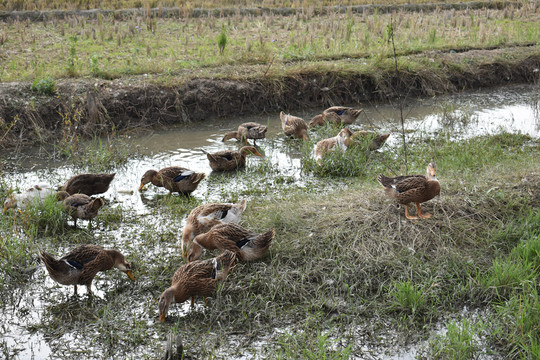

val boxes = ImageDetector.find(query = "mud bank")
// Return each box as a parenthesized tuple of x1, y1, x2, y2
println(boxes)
(1, 45, 539, 149)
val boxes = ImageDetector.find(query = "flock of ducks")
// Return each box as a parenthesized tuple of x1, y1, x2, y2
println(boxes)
(2, 105, 441, 323)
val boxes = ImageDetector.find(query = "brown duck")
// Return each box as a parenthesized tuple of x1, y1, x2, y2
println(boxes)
(309, 106, 363, 127)
(138, 167, 206, 195)
(57, 192, 105, 228)
(188, 223, 275, 263)
(58, 173, 116, 196)
(377, 163, 440, 220)
(349, 131, 390, 151)
(280, 112, 309, 140)
(40, 244, 135, 295)
(158, 250, 236, 322)
(181, 199, 247, 258)
(202, 146, 263, 172)
(314, 128, 353, 165)
(222, 122, 268, 146)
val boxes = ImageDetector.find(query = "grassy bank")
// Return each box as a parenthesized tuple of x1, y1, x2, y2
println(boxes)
(0, 131, 539, 358)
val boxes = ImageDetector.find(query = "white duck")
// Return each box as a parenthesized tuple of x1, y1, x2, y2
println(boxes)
(3, 184, 56, 212)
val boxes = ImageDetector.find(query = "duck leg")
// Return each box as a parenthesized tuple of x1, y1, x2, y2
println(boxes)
(73, 285, 78, 295)
(404, 204, 419, 220)
(416, 202, 432, 219)
(190, 296, 195, 307)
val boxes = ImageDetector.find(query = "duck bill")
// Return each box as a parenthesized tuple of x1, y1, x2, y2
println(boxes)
(138, 183, 145, 191)
(125, 270, 135, 281)
(159, 314, 166, 323)
(182, 250, 188, 259)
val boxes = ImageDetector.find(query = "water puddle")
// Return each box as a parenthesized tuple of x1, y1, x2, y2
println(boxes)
(0, 84, 538, 359)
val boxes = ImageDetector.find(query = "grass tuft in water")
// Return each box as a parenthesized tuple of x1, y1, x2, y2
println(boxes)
(428, 318, 484, 360)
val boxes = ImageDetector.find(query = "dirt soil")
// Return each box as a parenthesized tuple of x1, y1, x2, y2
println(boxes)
(0, 45, 539, 149)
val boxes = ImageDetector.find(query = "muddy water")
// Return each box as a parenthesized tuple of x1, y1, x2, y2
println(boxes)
(0, 84, 538, 359)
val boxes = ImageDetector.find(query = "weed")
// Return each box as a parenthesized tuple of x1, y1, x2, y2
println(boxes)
(389, 280, 427, 315)
(217, 27, 227, 55)
(30, 76, 56, 95)
(428, 318, 484, 359)
(65, 35, 78, 77)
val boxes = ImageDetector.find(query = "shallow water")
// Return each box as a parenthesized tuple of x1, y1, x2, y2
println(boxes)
(0, 84, 538, 359)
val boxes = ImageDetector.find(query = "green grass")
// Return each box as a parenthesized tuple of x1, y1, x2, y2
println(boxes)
(428, 318, 485, 359)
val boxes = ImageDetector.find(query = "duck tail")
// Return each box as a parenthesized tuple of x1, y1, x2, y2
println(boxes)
(377, 174, 392, 188)
(192, 172, 206, 185)
(350, 109, 363, 118)
(39, 251, 63, 273)
(90, 198, 105, 212)
(241, 229, 275, 262)
(213, 250, 237, 280)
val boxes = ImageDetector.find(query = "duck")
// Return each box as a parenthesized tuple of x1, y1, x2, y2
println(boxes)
(202, 146, 263, 172)
(188, 223, 275, 263)
(348, 131, 390, 151)
(3, 183, 56, 212)
(138, 167, 206, 195)
(377, 162, 440, 220)
(314, 128, 353, 165)
(181, 199, 247, 258)
(280, 111, 309, 140)
(57, 191, 105, 228)
(222, 122, 268, 146)
(40, 244, 135, 295)
(58, 173, 115, 196)
(309, 106, 363, 127)
(158, 250, 236, 322)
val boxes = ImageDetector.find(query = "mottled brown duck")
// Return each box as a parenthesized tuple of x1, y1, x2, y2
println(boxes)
(40, 244, 134, 295)
(188, 223, 275, 263)
(58, 192, 105, 228)
(181, 199, 247, 258)
(377, 163, 440, 220)
(349, 131, 390, 151)
(314, 128, 353, 165)
(158, 250, 236, 322)
(280, 111, 309, 140)
(222, 122, 268, 145)
(138, 167, 206, 195)
(202, 146, 263, 172)
(309, 106, 363, 127)
(59, 173, 116, 196)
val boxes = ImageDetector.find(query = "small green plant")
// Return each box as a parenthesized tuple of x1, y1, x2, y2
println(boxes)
(30, 76, 56, 95)
(66, 35, 78, 76)
(21, 193, 68, 238)
(428, 318, 483, 359)
(89, 53, 101, 77)
(345, 18, 354, 42)
(217, 27, 227, 55)
(389, 279, 427, 315)
(75, 136, 131, 171)
(480, 258, 535, 300)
